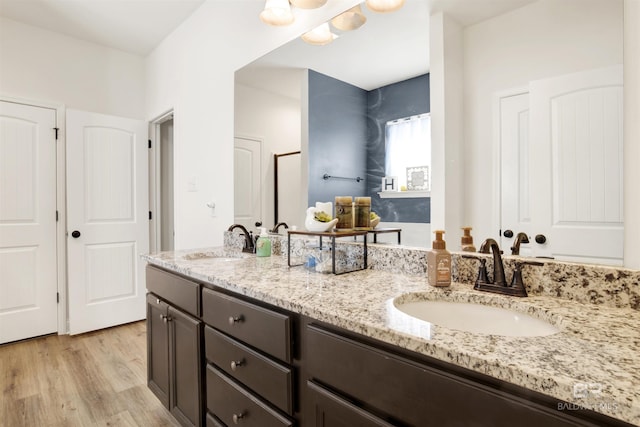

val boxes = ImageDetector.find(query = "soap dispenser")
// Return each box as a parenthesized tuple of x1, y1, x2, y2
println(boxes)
(460, 227, 476, 252)
(427, 230, 451, 287)
(255, 227, 271, 257)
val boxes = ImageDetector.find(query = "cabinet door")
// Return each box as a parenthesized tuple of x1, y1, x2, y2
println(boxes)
(147, 294, 170, 408)
(307, 381, 395, 427)
(169, 305, 203, 427)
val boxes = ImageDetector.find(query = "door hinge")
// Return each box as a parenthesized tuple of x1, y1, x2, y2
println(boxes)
(148, 139, 152, 149)
(56, 211, 59, 222)
(53, 127, 59, 140)
(57, 292, 60, 303)
(149, 211, 153, 220)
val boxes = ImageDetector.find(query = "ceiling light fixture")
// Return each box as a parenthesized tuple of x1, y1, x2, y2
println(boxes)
(301, 22, 338, 45)
(365, 0, 405, 13)
(330, 4, 367, 31)
(290, 0, 328, 9)
(260, 0, 295, 26)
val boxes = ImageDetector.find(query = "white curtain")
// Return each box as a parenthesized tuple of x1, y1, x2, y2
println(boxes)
(385, 114, 431, 188)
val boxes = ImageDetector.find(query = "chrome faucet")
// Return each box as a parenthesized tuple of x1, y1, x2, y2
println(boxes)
(227, 224, 255, 253)
(270, 222, 289, 234)
(478, 238, 507, 287)
(510, 232, 529, 255)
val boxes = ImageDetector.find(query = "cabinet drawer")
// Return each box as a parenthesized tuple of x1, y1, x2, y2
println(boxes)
(205, 412, 225, 427)
(307, 380, 395, 427)
(147, 265, 200, 317)
(206, 365, 293, 427)
(306, 324, 584, 427)
(205, 326, 293, 415)
(202, 288, 291, 363)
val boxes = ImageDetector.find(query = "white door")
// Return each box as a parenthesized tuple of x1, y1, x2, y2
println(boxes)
(234, 136, 262, 230)
(276, 152, 302, 227)
(66, 109, 148, 335)
(529, 66, 623, 264)
(0, 101, 58, 344)
(499, 92, 533, 256)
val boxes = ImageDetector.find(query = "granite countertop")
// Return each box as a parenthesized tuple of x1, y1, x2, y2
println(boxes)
(142, 248, 640, 425)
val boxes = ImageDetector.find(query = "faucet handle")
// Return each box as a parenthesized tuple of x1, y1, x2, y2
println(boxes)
(509, 263, 525, 289)
(462, 255, 491, 288)
(509, 260, 544, 294)
(476, 258, 490, 288)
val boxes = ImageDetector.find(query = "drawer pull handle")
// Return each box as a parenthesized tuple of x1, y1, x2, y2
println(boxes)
(230, 359, 244, 371)
(228, 315, 244, 325)
(232, 412, 245, 424)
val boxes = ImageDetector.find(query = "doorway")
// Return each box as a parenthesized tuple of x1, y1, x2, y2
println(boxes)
(150, 111, 175, 252)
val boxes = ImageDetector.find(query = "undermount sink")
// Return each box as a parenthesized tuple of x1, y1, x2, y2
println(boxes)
(393, 299, 560, 337)
(181, 251, 248, 262)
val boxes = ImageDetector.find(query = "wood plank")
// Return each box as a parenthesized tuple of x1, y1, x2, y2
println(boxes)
(0, 321, 180, 427)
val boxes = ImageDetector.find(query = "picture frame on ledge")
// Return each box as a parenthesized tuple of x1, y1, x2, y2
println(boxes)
(406, 166, 430, 191)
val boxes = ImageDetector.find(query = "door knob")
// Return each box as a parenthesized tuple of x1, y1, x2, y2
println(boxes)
(503, 229, 514, 238)
(71, 230, 81, 238)
(535, 234, 547, 244)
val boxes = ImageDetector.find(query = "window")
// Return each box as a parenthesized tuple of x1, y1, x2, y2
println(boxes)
(384, 113, 431, 190)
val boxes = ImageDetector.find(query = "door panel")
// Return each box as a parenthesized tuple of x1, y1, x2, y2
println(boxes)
(67, 109, 148, 335)
(85, 127, 135, 221)
(0, 100, 57, 344)
(85, 242, 136, 302)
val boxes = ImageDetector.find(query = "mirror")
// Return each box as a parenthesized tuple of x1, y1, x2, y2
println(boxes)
(234, 0, 625, 265)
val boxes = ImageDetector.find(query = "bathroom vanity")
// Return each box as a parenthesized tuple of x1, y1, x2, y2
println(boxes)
(143, 246, 639, 427)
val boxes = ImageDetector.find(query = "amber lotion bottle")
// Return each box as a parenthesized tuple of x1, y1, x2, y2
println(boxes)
(427, 230, 451, 287)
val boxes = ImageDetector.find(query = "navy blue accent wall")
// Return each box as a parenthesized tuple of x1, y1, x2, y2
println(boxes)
(366, 74, 430, 223)
(308, 70, 368, 207)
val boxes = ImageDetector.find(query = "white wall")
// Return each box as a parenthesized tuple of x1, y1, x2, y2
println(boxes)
(429, 12, 464, 246)
(624, 0, 640, 268)
(461, 0, 624, 242)
(145, 0, 360, 250)
(235, 81, 303, 229)
(0, 17, 145, 119)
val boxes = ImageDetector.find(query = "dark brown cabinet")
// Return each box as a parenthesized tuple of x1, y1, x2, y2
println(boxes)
(304, 322, 631, 427)
(202, 287, 296, 426)
(146, 265, 631, 427)
(147, 266, 203, 427)
(147, 294, 170, 407)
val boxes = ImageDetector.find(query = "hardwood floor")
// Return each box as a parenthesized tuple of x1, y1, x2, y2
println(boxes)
(0, 321, 181, 427)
